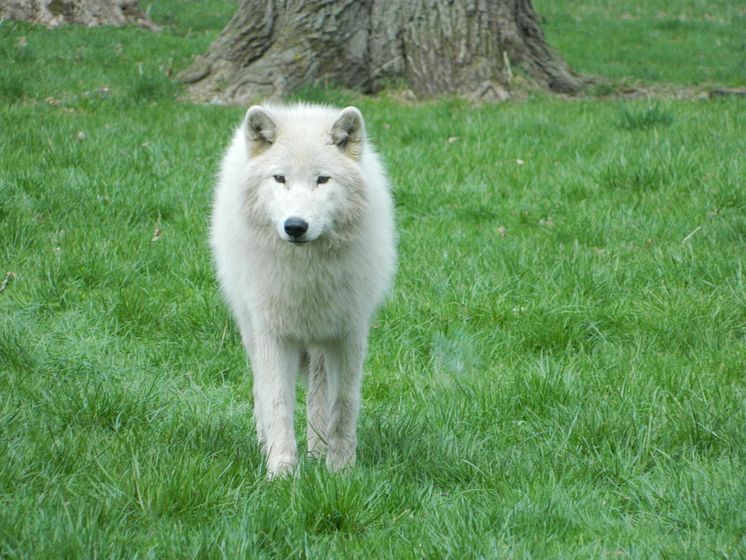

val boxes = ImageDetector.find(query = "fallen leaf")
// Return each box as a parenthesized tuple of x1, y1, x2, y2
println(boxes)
(539, 217, 554, 227)
(0, 272, 16, 293)
(496, 225, 507, 238)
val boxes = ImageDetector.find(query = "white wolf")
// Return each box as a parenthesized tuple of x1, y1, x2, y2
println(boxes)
(210, 103, 396, 478)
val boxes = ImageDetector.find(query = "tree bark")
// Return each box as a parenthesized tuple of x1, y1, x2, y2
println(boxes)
(0, 0, 159, 30)
(181, 0, 581, 104)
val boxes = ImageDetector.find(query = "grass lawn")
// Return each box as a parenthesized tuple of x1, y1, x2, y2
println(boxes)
(1, 1, 745, 557)
(536, 0, 746, 87)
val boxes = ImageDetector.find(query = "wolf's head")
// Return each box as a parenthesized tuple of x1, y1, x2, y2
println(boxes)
(242, 104, 369, 246)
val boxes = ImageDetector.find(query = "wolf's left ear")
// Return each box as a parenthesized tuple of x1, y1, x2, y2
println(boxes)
(331, 107, 366, 159)
(245, 105, 277, 156)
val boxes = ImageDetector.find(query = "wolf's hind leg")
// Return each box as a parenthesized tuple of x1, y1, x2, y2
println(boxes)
(306, 347, 328, 458)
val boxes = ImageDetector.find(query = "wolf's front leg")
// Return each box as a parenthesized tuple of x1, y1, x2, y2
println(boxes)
(235, 312, 268, 449)
(250, 335, 300, 479)
(324, 335, 367, 472)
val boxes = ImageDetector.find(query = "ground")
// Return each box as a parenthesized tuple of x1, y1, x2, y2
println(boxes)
(0, 1, 744, 557)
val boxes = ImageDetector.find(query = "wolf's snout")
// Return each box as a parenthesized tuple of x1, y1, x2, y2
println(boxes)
(284, 217, 309, 239)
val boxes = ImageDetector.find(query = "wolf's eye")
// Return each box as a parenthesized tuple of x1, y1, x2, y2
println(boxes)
(317, 176, 330, 185)
(273, 175, 286, 184)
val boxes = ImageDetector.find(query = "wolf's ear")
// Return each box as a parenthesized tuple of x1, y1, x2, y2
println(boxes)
(245, 106, 277, 156)
(331, 106, 366, 159)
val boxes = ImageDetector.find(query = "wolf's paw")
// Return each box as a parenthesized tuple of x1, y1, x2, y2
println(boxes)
(266, 451, 297, 480)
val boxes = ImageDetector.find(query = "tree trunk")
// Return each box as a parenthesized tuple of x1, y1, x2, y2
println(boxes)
(181, 0, 580, 104)
(0, 0, 159, 30)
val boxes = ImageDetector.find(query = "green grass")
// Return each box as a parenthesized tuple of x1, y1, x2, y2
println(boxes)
(536, 0, 746, 87)
(1, 1, 745, 558)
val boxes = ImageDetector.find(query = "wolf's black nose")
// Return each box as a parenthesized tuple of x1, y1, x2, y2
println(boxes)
(284, 217, 309, 239)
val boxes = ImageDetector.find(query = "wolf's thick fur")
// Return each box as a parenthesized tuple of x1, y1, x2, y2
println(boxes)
(210, 103, 396, 478)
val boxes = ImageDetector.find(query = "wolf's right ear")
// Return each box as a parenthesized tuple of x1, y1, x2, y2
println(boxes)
(245, 106, 277, 156)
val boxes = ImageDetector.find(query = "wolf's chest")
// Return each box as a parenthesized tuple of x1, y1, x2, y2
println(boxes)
(254, 255, 359, 339)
